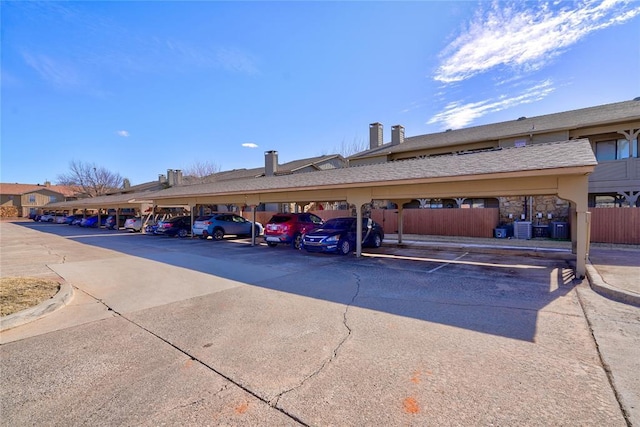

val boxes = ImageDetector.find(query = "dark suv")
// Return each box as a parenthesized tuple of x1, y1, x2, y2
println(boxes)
(264, 213, 324, 249)
(154, 216, 192, 238)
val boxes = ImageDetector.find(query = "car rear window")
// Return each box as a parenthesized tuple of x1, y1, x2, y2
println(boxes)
(268, 215, 292, 224)
(195, 215, 214, 221)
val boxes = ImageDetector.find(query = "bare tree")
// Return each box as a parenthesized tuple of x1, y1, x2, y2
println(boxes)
(183, 160, 221, 180)
(318, 136, 367, 158)
(56, 160, 123, 197)
(336, 136, 367, 157)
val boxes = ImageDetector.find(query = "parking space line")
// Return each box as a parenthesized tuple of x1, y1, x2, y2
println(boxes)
(427, 251, 469, 273)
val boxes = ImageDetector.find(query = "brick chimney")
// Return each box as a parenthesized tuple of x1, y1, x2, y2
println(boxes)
(175, 170, 183, 185)
(159, 174, 166, 183)
(369, 123, 383, 149)
(391, 125, 405, 145)
(265, 151, 278, 176)
(167, 169, 175, 186)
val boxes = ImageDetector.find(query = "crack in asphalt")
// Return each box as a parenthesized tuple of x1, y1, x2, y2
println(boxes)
(270, 272, 361, 409)
(79, 289, 309, 426)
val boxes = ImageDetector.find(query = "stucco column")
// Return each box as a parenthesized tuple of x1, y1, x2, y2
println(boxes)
(189, 205, 194, 239)
(346, 189, 372, 257)
(558, 176, 590, 279)
(250, 205, 257, 246)
(390, 199, 412, 244)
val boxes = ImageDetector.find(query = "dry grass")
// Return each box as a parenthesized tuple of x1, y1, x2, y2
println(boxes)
(0, 277, 60, 317)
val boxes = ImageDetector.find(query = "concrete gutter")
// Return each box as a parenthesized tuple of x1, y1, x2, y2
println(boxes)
(0, 282, 74, 332)
(387, 239, 574, 260)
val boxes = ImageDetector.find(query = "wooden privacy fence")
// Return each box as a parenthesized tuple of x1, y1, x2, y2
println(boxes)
(371, 208, 500, 238)
(590, 208, 640, 245)
(242, 207, 639, 244)
(244, 208, 499, 238)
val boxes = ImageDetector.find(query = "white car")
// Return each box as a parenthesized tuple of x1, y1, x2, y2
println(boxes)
(54, 215, 69, 224)
(39, 214, 55, 222)
(124, 217, 156, 232)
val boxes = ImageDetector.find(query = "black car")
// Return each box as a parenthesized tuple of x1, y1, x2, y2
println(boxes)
(302, 217, 383, 255)
(154, 216, 192, 237)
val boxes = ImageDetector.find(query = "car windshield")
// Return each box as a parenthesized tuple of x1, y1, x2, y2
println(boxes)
(268, 215, 291, 224)
(322, 218, 354, 230)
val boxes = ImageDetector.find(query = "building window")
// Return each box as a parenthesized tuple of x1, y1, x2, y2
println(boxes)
(595, 139, 632, 161)
(49, 195, 57, 203)
(28, 195, 36, 203)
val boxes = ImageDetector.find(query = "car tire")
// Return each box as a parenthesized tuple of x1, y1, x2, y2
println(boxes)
(371, 233, 382, 248)
(338, 239, 351, 255)
(178, 229, 188, 238)
(213, 228, 224, 240)
(292, 233, 303, 250)
(267, 242, 278, 247)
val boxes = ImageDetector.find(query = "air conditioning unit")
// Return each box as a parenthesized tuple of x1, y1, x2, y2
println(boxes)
(549, 221, 569, 239)
(513, 221, 532, 239)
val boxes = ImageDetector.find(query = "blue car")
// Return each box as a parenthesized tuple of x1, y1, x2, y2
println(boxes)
(79, 216, 98, 227)
(78, 215, 109, 228)
(302, 217, 384, 255)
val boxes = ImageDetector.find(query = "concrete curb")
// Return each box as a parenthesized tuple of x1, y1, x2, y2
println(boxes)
(0, 282, 75, 332)
(586, 260, 640, 307)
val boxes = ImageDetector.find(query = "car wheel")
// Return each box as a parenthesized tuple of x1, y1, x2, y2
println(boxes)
(292, 233, 303, 250)
(338, 239, 351, 255)
(267, 242, 278, 247)
(371, 233, 382, 248)
(178, 229, 188, 238)
(213, 228, 224, 240)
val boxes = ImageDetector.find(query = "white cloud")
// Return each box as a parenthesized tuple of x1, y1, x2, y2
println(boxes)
(242, 142, 258, 148)
(427, 80, 555, 129)
(22, 52, 80, 87)
(116, 130, 130, 137)
(434, 0, 640, 83)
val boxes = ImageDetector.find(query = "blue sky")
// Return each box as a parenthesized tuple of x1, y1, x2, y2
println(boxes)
(2, 0, 639, 185)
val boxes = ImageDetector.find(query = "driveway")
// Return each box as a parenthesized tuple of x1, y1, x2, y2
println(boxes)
(0, 222, 636, 426)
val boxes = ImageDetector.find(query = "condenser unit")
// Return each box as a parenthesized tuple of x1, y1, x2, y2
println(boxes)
(549, 221, 569, 239)
(513, 221, 532, 240)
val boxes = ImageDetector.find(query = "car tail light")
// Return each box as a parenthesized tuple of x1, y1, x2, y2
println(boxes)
(204, 221, 212, 225)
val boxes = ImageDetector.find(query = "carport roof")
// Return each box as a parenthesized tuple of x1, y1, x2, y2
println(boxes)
(143, 138, 596, 200)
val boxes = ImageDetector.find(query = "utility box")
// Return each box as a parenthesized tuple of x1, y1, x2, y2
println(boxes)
(549, 221, 569, 239)
(514, 221, 532, 239)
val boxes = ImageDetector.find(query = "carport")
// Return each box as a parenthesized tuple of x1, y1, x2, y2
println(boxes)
(133, 139, 596, 278)
(47, 193, 194, 232)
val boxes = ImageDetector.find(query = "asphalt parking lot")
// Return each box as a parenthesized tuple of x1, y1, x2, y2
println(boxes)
(1, 221, 638, 426)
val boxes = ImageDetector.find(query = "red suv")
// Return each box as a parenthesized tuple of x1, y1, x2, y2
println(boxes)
(264, 213, 324, 249)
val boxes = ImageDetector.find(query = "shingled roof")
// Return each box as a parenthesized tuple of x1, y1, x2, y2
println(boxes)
(0, 183, 78, 198)
(351, 99, 640, 159)
(144, 138, 596, 200)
